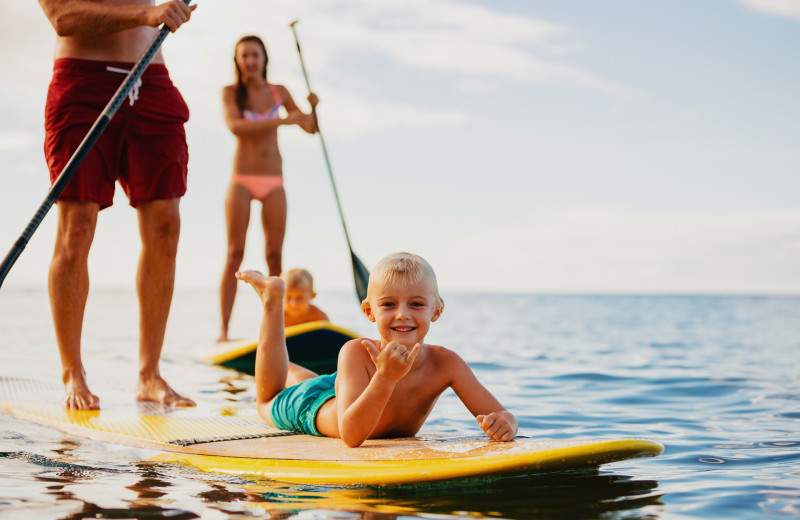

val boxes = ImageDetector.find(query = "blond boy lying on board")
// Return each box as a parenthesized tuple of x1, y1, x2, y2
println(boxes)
(237, 252, 517, 447)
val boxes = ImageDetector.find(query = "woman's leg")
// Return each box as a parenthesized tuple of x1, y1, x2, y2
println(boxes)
(218, 181, 252, 342)
(260, 186, 287, 277)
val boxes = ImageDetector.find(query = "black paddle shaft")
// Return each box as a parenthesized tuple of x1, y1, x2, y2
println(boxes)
(289, 20, 370, 303)
(0, 2, 191, 289)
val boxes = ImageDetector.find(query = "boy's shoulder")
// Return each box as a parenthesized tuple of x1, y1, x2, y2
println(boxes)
(423, 343, 465, 364)
(309, 304, 328, 320)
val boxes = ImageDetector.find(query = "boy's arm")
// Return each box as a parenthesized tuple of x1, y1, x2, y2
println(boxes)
(446, 350, 518, 442)
(336, 339, 420, 447)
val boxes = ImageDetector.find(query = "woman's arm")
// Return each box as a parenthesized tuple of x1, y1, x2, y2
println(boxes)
(447, 350, 518, 441)
(222, 86, 282, 136)
(222, 85, 314, 137)
(278, 86, 318, 134)
(39, 0, 195, 36)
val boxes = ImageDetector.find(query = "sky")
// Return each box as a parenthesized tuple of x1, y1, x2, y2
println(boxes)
(0, 0, 798, 295)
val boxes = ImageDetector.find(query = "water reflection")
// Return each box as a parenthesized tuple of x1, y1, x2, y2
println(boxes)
(29, 457, 663, 520)
(221, 470, 663, 519)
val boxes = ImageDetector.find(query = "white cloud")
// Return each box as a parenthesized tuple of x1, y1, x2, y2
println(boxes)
(0, 132, 38, 153)
(317, 96, 468, 140)
(434, 208, 800, 294)
(299, 0, 636, 97)
(738, 0, 800, 19)
(161, 0, 636, 139)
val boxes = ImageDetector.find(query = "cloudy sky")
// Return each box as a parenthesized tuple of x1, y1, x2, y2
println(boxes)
(1, 0, 798, 294)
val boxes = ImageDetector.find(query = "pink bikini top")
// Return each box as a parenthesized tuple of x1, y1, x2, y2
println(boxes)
(242, 84, 283, 121)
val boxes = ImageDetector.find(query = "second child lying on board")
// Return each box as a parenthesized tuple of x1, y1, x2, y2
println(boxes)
(281, 268, 329, 327)
(236, 252, 517, 447)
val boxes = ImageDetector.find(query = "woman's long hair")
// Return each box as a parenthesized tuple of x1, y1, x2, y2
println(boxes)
(234, 35, 269, 113)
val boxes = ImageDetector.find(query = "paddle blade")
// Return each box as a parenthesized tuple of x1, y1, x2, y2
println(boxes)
(351, 251, 370, 303)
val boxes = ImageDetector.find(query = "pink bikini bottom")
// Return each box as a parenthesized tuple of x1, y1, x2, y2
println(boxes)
(231, 174, 283, 201)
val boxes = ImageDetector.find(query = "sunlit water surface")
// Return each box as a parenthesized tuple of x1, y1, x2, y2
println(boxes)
(1, 288, 798, 519)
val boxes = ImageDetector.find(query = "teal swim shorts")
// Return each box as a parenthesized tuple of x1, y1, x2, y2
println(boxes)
(269, 372, 337, 436)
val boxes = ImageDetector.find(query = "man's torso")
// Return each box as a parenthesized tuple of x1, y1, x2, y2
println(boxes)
(53, 0, 165, 63)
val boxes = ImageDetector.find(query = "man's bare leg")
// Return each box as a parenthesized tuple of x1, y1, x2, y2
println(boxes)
(135, 198, 195, 407)
(49, 201, 100, 410)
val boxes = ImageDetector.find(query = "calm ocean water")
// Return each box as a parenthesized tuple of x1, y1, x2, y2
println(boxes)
(0, 287, 798, 519)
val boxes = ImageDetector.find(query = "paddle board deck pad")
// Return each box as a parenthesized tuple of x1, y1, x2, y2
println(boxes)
(0, 377, 663, 486)
(203, 321, 359, 375)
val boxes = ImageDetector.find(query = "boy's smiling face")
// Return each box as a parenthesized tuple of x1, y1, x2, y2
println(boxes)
(362, 275, 442, 347)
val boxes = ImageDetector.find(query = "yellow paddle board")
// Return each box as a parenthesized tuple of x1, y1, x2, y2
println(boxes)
(0, 377, 663, 486)
(203, 321, 359, 375)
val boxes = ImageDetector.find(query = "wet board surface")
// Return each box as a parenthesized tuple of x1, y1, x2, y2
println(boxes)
(0, 377, 663, 486)
(203, 321, 359, 375)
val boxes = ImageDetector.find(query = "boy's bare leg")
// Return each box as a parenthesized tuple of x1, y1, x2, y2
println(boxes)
(286, 364, 318, 387)
(135, 199, 195, 407)
(49, 201, 100, 410)
(236, 271, 288, 406)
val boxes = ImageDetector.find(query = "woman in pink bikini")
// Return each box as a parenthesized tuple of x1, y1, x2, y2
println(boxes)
(218, 35, 318, 342)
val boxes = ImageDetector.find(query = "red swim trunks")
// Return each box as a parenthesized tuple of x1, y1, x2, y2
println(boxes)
(44, 58, 190, 209)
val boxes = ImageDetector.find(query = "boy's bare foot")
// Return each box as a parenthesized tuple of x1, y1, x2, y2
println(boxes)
(136, 375, 196, 407)
(235, 270, 285, 309)
(216, 331, 229, 343)
(63, 376, 100, 410)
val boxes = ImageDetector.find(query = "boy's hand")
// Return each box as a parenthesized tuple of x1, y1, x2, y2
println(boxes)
(362, 340, 420, 382)
(476, 411, 517, 442)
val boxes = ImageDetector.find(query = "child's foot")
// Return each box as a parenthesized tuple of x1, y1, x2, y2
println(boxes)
(235, 270, 285, 309)
(136, 375, 196, 407)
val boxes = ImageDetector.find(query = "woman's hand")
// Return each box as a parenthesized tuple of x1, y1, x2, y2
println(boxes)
(283, 112, 317, 134)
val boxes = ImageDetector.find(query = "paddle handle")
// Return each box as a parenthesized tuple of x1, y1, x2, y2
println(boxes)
(289, 21, 370, 303)
(289, 21, 355, 251)
(0, 2, 191, 289)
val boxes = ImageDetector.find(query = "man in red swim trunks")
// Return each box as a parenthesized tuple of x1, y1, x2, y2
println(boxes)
(39, 0, 197, 410)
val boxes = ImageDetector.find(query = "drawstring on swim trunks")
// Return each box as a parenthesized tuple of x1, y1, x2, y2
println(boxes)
(105, 66, 142, 106)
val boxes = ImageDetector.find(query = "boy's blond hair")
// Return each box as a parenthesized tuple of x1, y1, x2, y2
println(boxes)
(282, 268, 314, 291)
(365, 252, 444, 311)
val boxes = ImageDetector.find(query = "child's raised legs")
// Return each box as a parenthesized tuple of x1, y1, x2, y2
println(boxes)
(235, 270, 317, 425)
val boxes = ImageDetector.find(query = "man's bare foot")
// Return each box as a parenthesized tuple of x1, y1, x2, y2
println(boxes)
(216, 331, 230, 343)
(235, 270, 285, 309)
(136, 375, 196, 407)
(63, 377, 100, 410)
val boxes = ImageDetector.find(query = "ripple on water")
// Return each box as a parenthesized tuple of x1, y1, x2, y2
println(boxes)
(2, 290, 800, 518)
